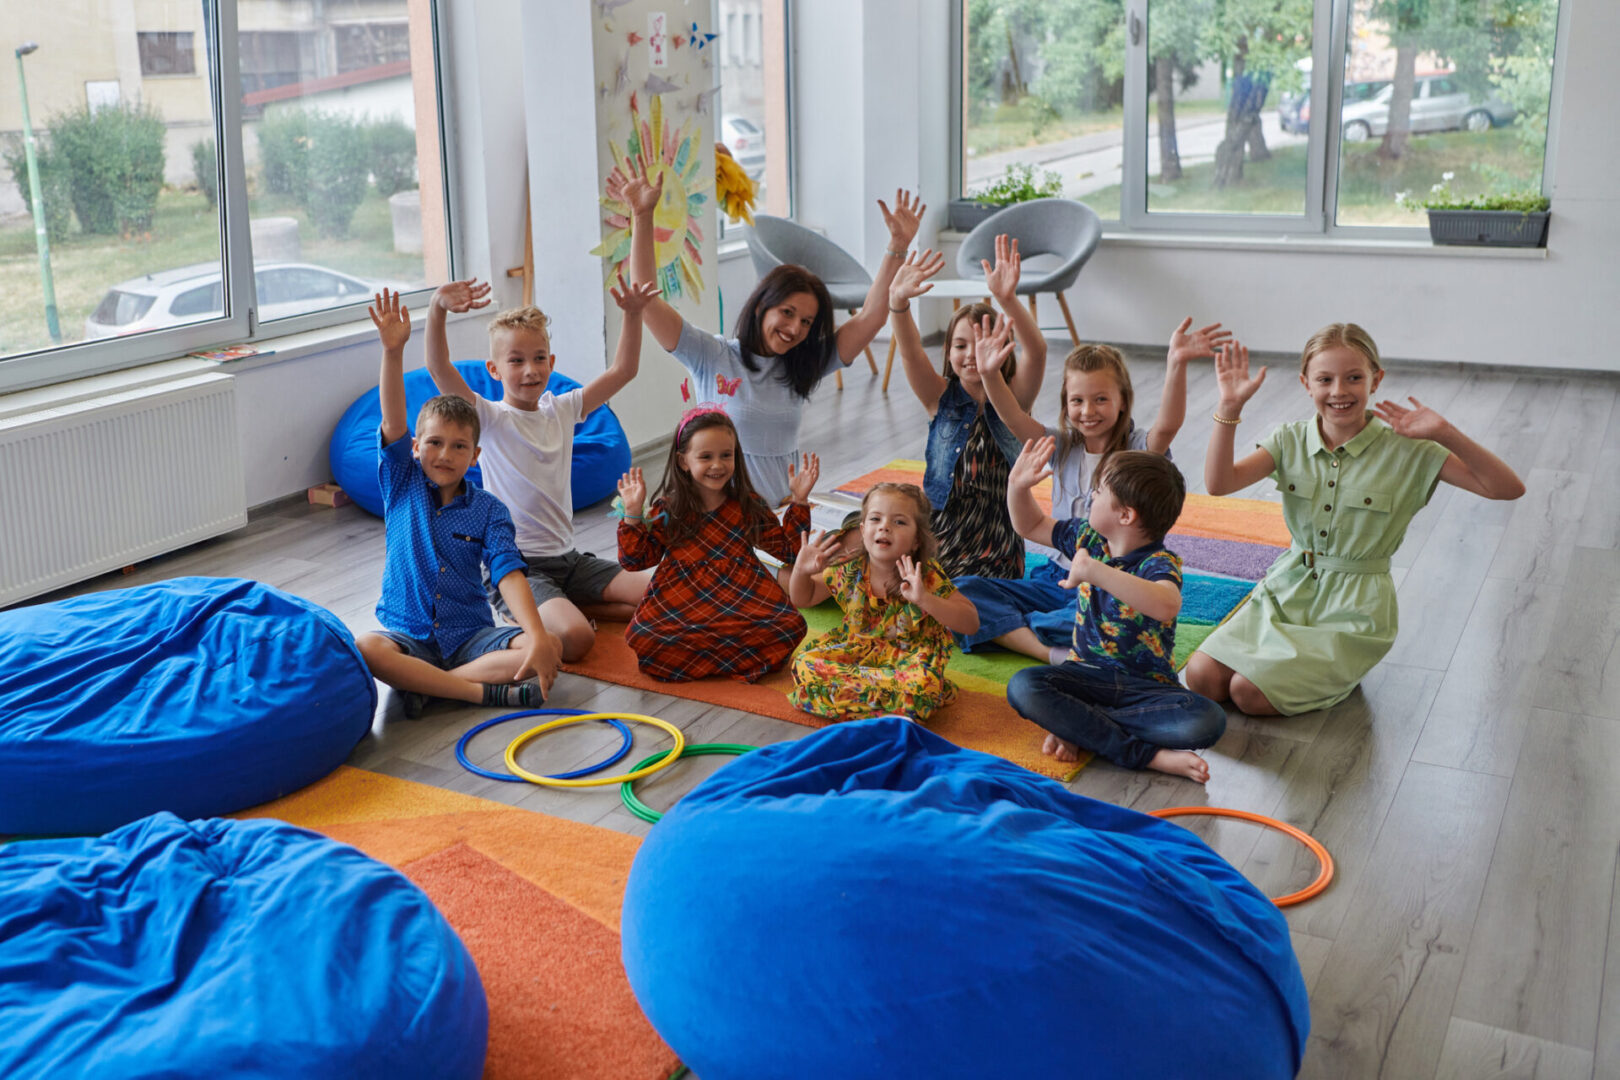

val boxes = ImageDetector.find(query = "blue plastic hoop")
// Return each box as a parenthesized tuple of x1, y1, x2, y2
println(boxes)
(455, 708, 632, 782)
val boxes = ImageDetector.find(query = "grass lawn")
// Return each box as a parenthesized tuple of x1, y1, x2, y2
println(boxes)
(0, 187, 426, 357)
(967, 98, 1227, 157)
(1077, 127, 1542, 224)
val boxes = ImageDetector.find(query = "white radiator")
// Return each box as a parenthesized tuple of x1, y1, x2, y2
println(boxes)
(0, 372, 246, 608)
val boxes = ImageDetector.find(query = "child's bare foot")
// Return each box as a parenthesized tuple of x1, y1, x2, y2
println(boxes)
(1040, 733, 1081, 762)
(1147, 749, 1209, 783)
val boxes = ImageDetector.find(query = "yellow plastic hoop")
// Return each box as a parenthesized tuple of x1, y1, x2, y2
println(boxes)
(504, 713, 686, 788)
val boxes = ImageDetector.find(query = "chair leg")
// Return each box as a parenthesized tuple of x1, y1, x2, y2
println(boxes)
(836, 368, 844, 391)
(849, 311, 877, 375)
(1028, 294, 1037, 322)
(1056, 291, 1080, 346)
(882, 337, 897, 393)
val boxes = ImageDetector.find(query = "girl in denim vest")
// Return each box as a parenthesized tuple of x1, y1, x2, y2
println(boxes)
(887, 237, 1047, 580)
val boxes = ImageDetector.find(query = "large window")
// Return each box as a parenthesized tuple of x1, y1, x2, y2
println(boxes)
(0, 0, 448, 390)
(960, 0, 1563, 235)
(717, 0, 791, 233)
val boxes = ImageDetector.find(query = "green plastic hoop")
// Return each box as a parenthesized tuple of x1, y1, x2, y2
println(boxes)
(619, 743, 757, 823)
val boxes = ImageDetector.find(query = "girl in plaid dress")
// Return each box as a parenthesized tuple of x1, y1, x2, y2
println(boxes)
(787, 483, 981, 721)
(616, 410, 817, 683)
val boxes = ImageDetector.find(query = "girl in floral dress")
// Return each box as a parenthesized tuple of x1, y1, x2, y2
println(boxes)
(616, 408, 817, 682)
(787, 483, 980, 721)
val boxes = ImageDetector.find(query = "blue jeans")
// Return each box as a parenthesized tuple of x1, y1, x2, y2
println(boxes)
(954, 560, 1074, 652)
(1007, 661, 1226, 770)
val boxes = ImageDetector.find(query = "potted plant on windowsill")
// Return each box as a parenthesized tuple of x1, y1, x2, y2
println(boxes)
(1400, 174, 1551, 248)
(949, 163, 1064, 232)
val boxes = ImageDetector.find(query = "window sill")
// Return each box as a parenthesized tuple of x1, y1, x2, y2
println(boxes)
(936, 226, 1547, 259)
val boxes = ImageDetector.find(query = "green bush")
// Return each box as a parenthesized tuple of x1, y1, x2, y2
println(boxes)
(304, 111, 370, 238)
(971, 162, 1064, 206)
(365, 117, 417, 198)
(49, 102, 167, 235)
(257, 108, 309, 195)
(1, 133, 74, 242)
(191, 136, 218, 209)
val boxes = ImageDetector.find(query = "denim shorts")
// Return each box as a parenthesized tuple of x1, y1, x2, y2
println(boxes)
(487, 549, 623, 615)
(375, 624, 523, 670)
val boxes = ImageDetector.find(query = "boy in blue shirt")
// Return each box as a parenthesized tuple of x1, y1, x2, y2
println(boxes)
(1004, 436, 1225, 782)
(355, 290, 561, 716)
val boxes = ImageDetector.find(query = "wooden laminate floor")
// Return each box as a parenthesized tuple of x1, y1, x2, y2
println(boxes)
(39, 339, 1620, 1079)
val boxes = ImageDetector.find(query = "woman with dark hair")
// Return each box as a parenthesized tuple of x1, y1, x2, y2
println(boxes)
(613, 166, 922, 504)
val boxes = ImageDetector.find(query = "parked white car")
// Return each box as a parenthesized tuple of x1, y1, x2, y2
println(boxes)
(721, 114, 766, 181)
(1340, 74, 1515, 142)
(84, 262, 410, 339)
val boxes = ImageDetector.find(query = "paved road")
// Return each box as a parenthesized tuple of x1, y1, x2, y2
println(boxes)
(967, 109, 1306, 197)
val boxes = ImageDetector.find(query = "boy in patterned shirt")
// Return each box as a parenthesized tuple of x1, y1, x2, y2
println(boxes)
(1004, 437, 1225, 782)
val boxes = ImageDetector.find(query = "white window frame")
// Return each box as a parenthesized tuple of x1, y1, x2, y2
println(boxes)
(714, 0, 795, 241)
(953, 0, 1569, 242)
(0, 0, 452, 395)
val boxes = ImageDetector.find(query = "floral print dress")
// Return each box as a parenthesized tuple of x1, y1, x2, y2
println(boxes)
(789, 556, 959, 721)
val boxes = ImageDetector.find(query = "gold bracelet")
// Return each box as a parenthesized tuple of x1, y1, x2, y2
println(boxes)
(1212, 411, 1241, 426)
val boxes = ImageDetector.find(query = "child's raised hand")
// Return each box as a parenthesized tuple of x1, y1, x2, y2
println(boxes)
(1374, 396, 1451, 441)
(1061, 548, 1095, 589)
(1213, 342, 1266, 412)
(432, 278, 491, 315)
(369, 290, 411, 350)
(889, 249, 945, 308)
(617, 467, 646, 517)
(972, 312, 1015, 383)
(982, 234, 1021, 304)
(1009, 436, 1056, 491)
(788, 451, 820, 505)
(608, 162, 664, 217)
(609, 270, 661, 315)
(877, 188, 925, 250)
(793, 529, 844, 578)
(1168, 317, 1234, 367)
(896, 554, 927, 604)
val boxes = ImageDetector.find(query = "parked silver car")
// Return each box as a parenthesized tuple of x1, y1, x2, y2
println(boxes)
(84, 262, 411, 339)
(1340, 74, 1515, 142)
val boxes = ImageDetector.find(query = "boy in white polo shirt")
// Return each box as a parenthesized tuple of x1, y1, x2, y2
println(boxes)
(424, 273, 659, 661)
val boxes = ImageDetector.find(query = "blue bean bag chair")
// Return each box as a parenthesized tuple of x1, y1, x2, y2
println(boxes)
(0, 812, 487, 1078)
(329, 361, 631, 517)
(621, 717, 1309, 1080)
(0, 577, 375, 836)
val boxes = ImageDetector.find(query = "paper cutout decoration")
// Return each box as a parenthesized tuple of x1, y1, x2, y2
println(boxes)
(692, 85, 720, 116)
(687, 22, 718, 50)
(627, 31, 643, 44)
(593, 93, 710, 303)
(599, 54, 630, 101)
(593, 0, 633, 14)
(645, 73, 680, 94)
(648, 11, 668, 68)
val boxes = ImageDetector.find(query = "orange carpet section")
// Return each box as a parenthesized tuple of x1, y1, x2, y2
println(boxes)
(235, 768, 680, 1080)
(833, 460, 1288, 546)
(561, 619, 1074, 780)
(400, 842, 680, 1080)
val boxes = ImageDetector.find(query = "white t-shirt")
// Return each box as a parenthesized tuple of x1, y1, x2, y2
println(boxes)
(473, 388, 583, 557)
(1040, 421, 1157, 569)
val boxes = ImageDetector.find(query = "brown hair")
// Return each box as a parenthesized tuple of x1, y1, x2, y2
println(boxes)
(1300, 322, 1381, 375)
(651, 410, 773, 545)
(734, 265, 837, 400)
(1096, 451, 1185, 542)
(487, 305, 552, 348)
(1058, 344, 1135, 484)
(941, 302, 1017, 383)
(859, 482, 939, 564)
(416, 394, 480, 445)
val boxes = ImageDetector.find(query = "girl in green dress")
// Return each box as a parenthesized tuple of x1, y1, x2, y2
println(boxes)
(1186, 323, 1524, 716)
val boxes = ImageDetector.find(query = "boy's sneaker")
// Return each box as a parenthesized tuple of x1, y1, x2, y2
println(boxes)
(401, 690, 428, 720)
(482, 680, 544, 709)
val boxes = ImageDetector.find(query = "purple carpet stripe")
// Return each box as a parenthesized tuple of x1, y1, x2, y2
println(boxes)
(1167, 533, 1286, 582)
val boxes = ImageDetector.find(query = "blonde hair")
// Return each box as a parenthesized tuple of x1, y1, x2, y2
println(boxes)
(1300, 322, 1380, 375)
(487, 305, 552, 347)
(1057, 343, 1135, 485)
(940, 302, 1017, 383)
(860, 482, 939, 564)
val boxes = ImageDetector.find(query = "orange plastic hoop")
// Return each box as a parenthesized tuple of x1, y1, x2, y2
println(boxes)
(1148, 806, 1334, 908)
